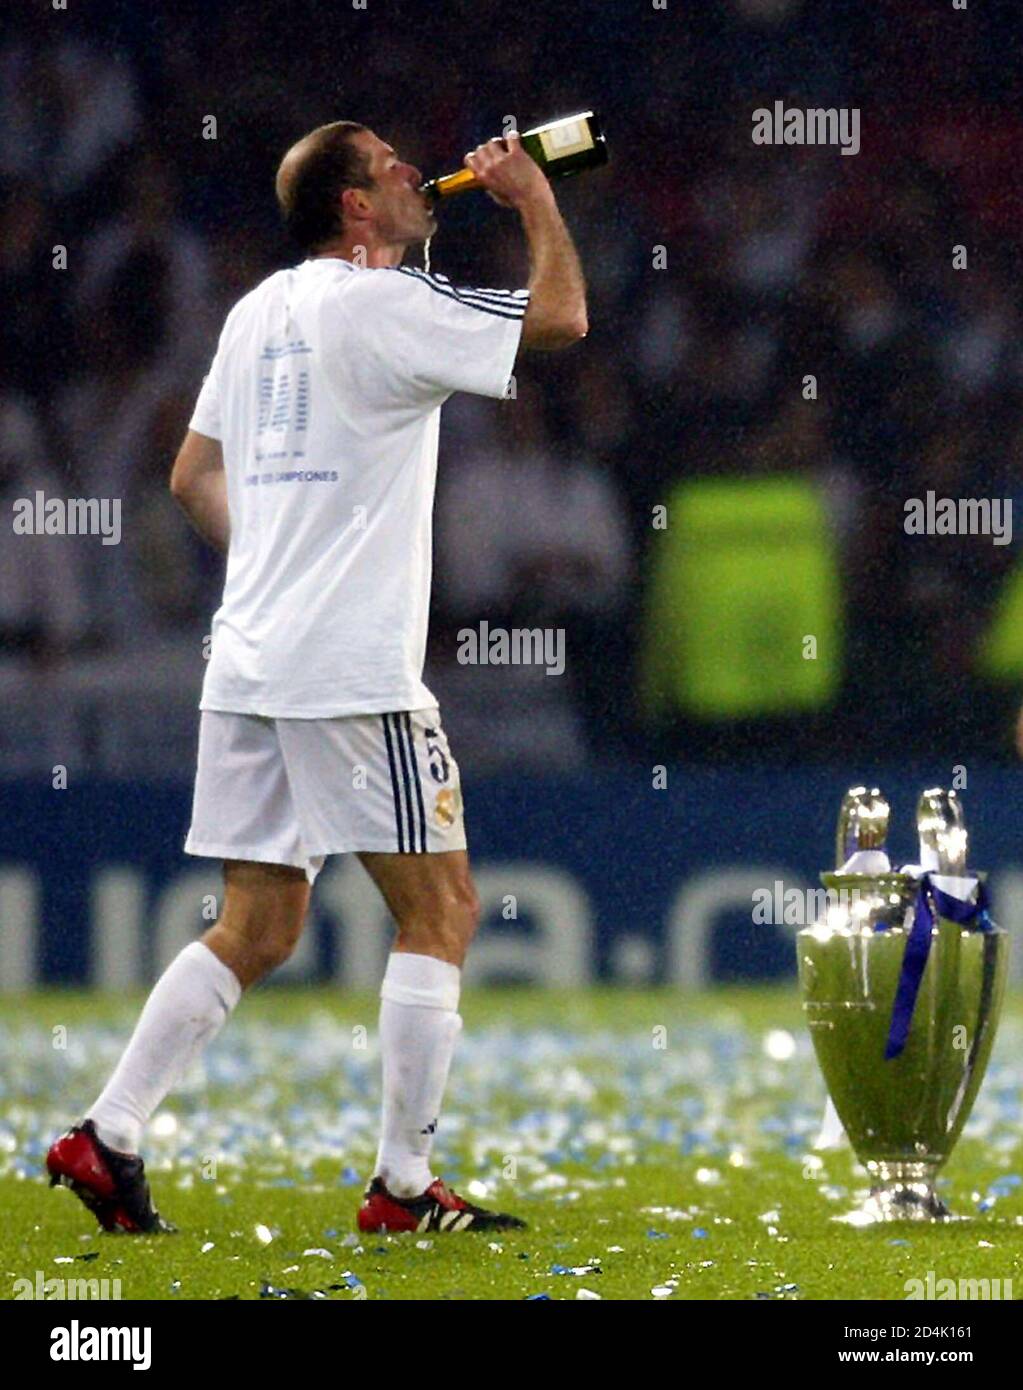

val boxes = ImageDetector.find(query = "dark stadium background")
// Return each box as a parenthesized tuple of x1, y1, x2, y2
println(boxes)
(4, 0, 1023, 986)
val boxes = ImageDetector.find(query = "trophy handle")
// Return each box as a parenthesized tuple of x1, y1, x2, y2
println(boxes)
(916, 787, 968, 874)
(835, 786, 889, 869)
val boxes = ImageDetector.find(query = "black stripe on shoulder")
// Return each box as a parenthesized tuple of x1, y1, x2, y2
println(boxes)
(394, 266, 526, 320)
(460, 284, 530, 304)
(405, 267, 527, 306)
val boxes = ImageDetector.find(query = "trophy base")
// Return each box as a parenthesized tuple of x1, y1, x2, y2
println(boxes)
(843, 1163, 952, 1223)
(863, 1182, 951, 1223)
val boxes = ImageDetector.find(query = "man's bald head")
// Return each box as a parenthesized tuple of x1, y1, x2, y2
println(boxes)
(275, 121, 372, 254)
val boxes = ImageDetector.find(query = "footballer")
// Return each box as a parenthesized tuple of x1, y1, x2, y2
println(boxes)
(46, 120, 587, 1234)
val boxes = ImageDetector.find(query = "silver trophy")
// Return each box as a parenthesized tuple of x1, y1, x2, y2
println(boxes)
(797, 786, 1007, 1220)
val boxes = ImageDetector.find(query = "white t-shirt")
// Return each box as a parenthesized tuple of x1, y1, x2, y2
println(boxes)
(188, 257, 528, 717)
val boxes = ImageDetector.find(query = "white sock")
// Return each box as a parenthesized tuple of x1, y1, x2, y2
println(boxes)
(87, 941, 242, 1153)
(373, 952, 462, 1198)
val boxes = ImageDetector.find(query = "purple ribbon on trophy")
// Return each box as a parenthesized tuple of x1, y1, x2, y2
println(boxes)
(883, 873, 993, 1061)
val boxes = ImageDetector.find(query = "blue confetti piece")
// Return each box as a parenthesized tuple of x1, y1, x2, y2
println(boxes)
(692, 1228, 708, 1239)
(526, 1294, 551, 1300)
(646, 1230, 668, 1240)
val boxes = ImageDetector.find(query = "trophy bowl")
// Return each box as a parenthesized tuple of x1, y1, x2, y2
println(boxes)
(797, 870, 1007, 1221)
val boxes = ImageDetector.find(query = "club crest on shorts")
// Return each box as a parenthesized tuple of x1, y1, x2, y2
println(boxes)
(435, 787, 461, 828)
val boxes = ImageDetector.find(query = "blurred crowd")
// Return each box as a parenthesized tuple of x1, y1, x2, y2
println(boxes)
(3, 0, 1023, 773)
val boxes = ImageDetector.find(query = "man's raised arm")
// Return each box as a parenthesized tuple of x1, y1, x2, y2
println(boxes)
(464, 134, 588, 351)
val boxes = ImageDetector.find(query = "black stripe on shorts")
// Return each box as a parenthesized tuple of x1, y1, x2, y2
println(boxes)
(403, 712, 428, 854)
(394, 714, 423, 852)
(381, 714, 407, 852)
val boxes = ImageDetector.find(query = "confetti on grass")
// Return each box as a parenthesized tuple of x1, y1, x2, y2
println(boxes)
(4, 990, 1023, 1300)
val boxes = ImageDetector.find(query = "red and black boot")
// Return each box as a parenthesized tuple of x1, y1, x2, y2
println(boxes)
(46, 1120, 175, 1234)
(358, 1175, 526, 1234)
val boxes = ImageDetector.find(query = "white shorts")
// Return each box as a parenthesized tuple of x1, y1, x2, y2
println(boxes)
(184, 708, 467, 884)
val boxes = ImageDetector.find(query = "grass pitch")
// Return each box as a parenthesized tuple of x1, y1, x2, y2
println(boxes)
(1, 987, 1021, 1301)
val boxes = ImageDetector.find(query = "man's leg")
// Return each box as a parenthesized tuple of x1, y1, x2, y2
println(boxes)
(357, 848, 479, 1197)
(87, 859, 310, 1152)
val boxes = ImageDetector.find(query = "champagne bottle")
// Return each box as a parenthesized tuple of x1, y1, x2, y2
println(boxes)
(420, 111, 608, 203)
